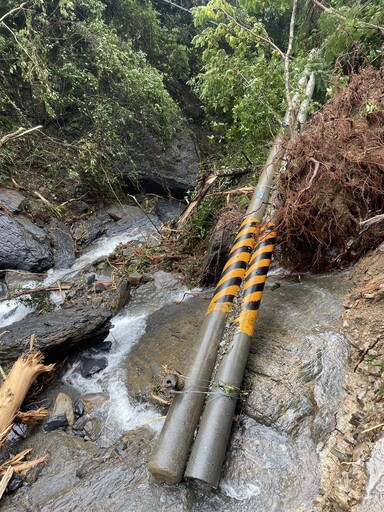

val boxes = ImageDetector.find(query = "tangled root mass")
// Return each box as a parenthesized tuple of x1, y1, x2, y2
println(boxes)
(275, 66, 384, 272)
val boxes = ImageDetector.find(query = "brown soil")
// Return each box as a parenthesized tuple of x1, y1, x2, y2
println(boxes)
(275, 66, 384, 272)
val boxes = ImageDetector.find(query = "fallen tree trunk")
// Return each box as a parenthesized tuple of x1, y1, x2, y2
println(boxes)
(0, 351, 54, 441)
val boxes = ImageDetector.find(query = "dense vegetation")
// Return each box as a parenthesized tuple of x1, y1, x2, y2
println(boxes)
(0, 0, 196, 197)
(190, 0, 383, 168)
(0, 0, 382, 199)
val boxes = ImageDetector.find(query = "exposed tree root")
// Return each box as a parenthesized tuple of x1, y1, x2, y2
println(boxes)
(275, 66, 384, 272)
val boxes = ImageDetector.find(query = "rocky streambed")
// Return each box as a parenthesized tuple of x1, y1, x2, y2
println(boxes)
(1, 188, 383, 511)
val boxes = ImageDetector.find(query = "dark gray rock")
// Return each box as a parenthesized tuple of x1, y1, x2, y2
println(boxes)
(0, 306, 112, 363)
(0, 282, 8, 298)
(80, 356, 108, 377)
(50, 222, 76, 269)
(153, 197, 185, 223)
(94, 282, 106, 293)
(128, 125, 199, 199)
(0, 187, 25, 213)
(71, 213, 111, 249)
(74, 400, 85, 419)
(91, 341, 112, 352)
(43, 414, 69, 432)
(85, 273, 96, 287)
(106, 205, 159, 237)
(67, 201, 89, 214)
(0, 213, 53, 272)
(6, 473, 23, 493)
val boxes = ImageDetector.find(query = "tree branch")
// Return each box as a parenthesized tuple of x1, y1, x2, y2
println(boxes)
(0, 126, 42, 148)
(216, 6, 285, 59)
(312, 0, 384, 34)
(0, 3, 26, 24)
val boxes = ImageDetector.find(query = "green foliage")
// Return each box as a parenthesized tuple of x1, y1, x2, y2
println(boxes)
(0, 0, 181, 194)
(315, 0, 383, 66)
(189, 0, 383, 169)
(190, 0, 289, 167)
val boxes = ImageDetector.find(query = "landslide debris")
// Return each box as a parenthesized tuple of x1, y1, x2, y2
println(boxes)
(275, 66, 384, 272)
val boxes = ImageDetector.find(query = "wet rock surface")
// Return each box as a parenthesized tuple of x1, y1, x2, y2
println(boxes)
(2, 271, 358, 512)
(0, 213, 53, 272)
(50, 221, 76, 269)
(0, 306, 112, 363)
(0, 187, 25, 213)
(129, 125, 199, 199)
(125, 294, 210, 401)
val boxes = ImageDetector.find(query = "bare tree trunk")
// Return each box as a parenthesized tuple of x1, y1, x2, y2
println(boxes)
(0, 351, 54, 441)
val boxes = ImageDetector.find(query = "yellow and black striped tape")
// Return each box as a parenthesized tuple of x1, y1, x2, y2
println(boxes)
(207, 216, 260, 315)
(236, 224, 276, 335)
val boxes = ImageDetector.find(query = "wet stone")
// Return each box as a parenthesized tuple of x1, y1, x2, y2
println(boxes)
(83, 418, 103, 441)
(43, 414, 69, 432)
(91, 341, 112, 352)
(85, 273, 96, 286)
(81, 392, 110, 414)
(73, 400, 84, 419)
(7, 473, 23, 493)
(67, 201, 89, 214)
(53, 392, 75, 426)
(80, 356, 108, 377)
(127, 272, 142, 285)
(0, 282, 8, 298)
(94, 282, 106, 293)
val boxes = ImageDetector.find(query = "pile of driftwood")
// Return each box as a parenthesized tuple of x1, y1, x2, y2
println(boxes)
(0, 338, 54, 499)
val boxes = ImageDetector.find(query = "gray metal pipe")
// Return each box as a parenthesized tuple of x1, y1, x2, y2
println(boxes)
(147, 135, 285, 484)
(184, 72, 316, 488)
(184, 227, 276, 487)
(148, 217, 260, 483)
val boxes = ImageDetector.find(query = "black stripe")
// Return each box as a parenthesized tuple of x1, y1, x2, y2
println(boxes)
(249, 250, 274, 265)
(242, 300, 261, 310)
(213, 276, 243, 296)
(234, 231, 257, 244)
(214, 294, 236, 304)
(243, 282, 267, 295)
(246, 264, 270, 277)
(219, 259, 248, 281)
(229, 244, 254, 258)
(254, 236, 276, 248)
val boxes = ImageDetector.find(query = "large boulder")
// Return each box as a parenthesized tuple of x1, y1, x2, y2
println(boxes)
(0, 305, 112, 364)
(0, 213, 53, 272)
(128, 125, 200, 199)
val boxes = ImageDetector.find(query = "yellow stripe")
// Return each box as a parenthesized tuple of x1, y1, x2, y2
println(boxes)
(207, 301, 233, 315)
(222, 252, 251, 272)
(210, 285, 239, 303)
(242, 291, 263, 303)
(236, 310, 259, 336)
(248, 244, 275, 261)
(247, 258, 272, 270)
(243, 274, 267, 287)
(216, 268, 246, 287)
(230, 238, 256, 253)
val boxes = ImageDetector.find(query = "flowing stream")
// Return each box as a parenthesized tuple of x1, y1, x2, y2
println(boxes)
(0, 209, 361, 511)
(63, 270, 189, 442)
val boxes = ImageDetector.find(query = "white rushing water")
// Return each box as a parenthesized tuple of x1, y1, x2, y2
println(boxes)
(0, 227, 152, 326)
(63, 271, 190, 440)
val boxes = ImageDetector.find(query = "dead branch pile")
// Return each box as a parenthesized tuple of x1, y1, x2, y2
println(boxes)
(275, 66, 384, 272)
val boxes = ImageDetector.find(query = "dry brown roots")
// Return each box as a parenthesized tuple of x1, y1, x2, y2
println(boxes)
(275, 66, 384, 272)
